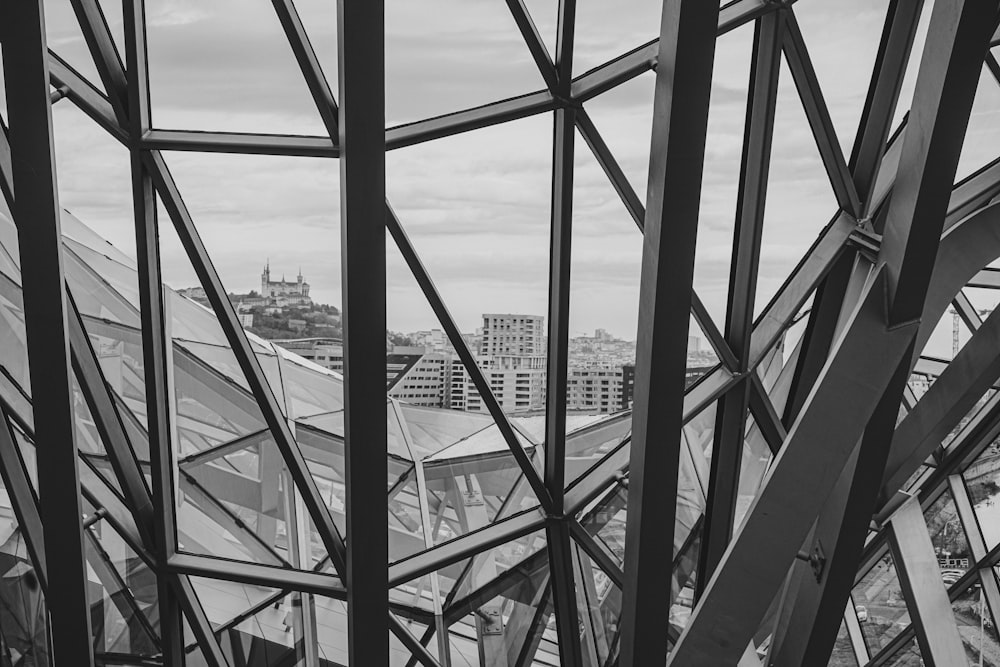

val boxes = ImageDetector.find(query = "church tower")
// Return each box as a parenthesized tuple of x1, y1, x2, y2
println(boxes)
(261, 260, 270, 296)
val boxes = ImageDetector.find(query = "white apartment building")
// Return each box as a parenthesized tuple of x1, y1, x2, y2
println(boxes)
(566, 366, 625, 414)
(480, 314, 545, 356)
(274, 338, 343, 373)
(449, 357, 546, 414)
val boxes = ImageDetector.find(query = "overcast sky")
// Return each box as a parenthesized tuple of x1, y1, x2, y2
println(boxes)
(9, 0, 1000, 354)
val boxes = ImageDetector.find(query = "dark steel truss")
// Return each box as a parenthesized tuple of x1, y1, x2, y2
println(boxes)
(5, 0, 1000, 665)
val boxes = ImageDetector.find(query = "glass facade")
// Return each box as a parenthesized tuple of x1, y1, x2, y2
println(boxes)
(3, 0, 1000, 664)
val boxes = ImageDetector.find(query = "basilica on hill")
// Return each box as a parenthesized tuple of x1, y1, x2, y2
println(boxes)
(258, 260, 313, 307)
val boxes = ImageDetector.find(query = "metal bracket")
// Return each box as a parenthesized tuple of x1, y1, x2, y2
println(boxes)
(475, 607, 503, 635)
(795, 541, 827, 582)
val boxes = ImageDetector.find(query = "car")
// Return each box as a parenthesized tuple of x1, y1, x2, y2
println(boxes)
(856, 605, 869, 623)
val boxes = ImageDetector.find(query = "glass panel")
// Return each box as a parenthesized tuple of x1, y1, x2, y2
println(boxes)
(881, 637, 925, 667)
(853, 552, 911, 656)
(952, 582, 1000, 665)
(924, 490, 974, 583)
(573, 545, 621, 666)
(963, 439, 1000, 549)
(829, 619, 861, 667)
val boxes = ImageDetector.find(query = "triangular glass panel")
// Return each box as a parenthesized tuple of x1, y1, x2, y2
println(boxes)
(385, 0, 549, 125)
(581, 71, 654, 209)
(756, 59, 840, 318)
(880, 636, 923, 667)
(851, 551, 911, 656)
(571, 540, 621, 666)
(84, 527, 159, 656)
(922, 488, 973, 583)
(187, 576, 281, 633)
(145, 0, 331, 134)
(963, 440, 1000, 550)
(572, 0, 662, 77)
(957, 65, 1000, 182)
(50, 100, 136, 256)
(96, 0, 126, 58)
(285, 0, 337, 82)
(522, 0, 558, 61)
(794, 0, 892, 157)
(830, 618, 861, 667)
(0, 526, 48, 664)
(42, 0, 105, 90)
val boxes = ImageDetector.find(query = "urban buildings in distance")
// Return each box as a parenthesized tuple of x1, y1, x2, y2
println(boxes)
(393, 314, 718, 415)
(178, 274, 718, 415)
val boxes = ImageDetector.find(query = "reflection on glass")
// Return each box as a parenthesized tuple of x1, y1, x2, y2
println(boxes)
(964, 438, 1000, 549)
(829, 618, 861, 667)
(574, 546, 621, 666)
(952, 582, 1000, 666)
(881, 637, 925, 667)
(924, 490, 973, 582)
(853, 552, 911, 656)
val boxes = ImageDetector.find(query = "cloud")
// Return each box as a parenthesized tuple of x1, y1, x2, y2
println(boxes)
(31, 0, 926, 341)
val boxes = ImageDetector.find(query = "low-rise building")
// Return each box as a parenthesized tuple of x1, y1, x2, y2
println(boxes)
(387, 346, 452, 408)
(273, 338, 343, 373)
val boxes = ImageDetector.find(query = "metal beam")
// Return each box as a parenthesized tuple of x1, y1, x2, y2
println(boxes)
(888, 497, 967, 666)
(668, 270, 917, 665)
(0, 409, 47, 592)
(338, 0, 388, 659)
(544, 0, 582, 661)
(850, 0, 925, 210)
(782, 11, 862, 217)
(271, 0, 339, 136)
(880, 0, 999, 327)
(2, 0, 95, 660)
(120, 0, 187, 661)
(881, 305, 1000, 498)
(618, 1, 720, 665)
(568, 0, 782, 103)
(699, 11, 783, 593)
(146, 150, 349, 574)
(504, 0, 558, 92)
(766, 2, 1000, 661)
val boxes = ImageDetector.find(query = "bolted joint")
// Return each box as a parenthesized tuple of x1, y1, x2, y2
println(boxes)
(795, 541, 827, 582)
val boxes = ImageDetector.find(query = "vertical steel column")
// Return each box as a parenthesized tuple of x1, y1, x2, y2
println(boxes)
(617, 1, 720, 665)
(337, 0, 388, 662)
(1, 1, 95, 662)
(543, 0, 583, 663)
(121, 0, 185, 662)
(888, 497, 967, 666)
(698, 11, 783, 593)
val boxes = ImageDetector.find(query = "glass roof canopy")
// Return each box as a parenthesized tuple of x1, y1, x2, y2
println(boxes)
(4, 0, 1000, 665)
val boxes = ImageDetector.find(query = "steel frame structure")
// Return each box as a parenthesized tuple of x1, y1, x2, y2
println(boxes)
(5, 0, 1000, 665)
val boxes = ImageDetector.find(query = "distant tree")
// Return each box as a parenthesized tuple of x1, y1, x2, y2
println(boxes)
(387, 331, 412, 347)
